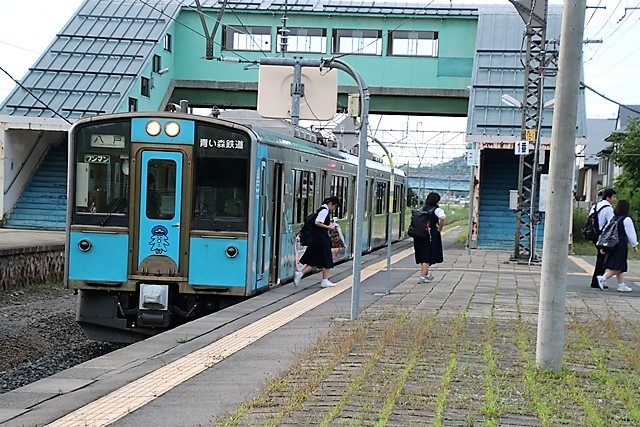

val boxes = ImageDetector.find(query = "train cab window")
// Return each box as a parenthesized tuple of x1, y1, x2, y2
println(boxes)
(71, 120, 131, 226)
(293, 170, 315, 223)
(330, 175, 348, 219)
(193, 123, 251, 232)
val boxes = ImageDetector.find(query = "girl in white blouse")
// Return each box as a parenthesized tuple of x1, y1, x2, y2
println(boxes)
(597, 200, 639, 292)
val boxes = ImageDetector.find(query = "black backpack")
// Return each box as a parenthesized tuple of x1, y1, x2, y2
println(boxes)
(408, 206, 437, 240)
(581, 204, 608, 242)
(299, 207, 325, 246)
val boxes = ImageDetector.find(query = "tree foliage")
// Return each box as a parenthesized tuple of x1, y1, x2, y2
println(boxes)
(612, 116, 640, 217)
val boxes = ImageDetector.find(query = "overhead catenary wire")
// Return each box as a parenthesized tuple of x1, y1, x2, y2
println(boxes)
(0, 65, 72, 124)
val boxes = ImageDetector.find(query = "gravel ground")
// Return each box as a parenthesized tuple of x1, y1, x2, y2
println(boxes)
(0, 283, 126, 394)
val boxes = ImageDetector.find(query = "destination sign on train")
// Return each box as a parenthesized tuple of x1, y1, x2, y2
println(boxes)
(91, 134, 126, 148)
(199, 138, 245, 150)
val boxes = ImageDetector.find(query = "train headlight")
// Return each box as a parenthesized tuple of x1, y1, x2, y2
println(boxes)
(145, 120, 162, 136)
(165, 121, 180, 137)
(225, 245, 239, 258)
(78, 239, 92, 252)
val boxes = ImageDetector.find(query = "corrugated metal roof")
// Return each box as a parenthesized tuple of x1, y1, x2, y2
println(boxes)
(617, 104, 640, 130)
(466, 5, 588, 141)
(0, 0, 181, 121)
(193, 0, 479, 16)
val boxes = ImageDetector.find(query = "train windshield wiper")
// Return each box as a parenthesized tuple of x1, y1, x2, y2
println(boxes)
(199, 201, 221, 231)
(99, 198, 125, 226)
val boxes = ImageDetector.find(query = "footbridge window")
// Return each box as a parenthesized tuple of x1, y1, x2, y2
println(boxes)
(388, 31, 439, 57)
(332, 29, 382, 55)
(277, 27, 326, 53)
(223, 25, 271, 51)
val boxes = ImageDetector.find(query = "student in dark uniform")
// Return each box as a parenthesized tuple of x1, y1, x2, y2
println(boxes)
(597, 199, 638, 292)
(295, 196, 341, 288)
(413, 192, 446, 283)
(590, 188, 616, 288)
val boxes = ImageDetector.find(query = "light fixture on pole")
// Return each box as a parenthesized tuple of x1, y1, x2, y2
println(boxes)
(501, 94, 522, 108)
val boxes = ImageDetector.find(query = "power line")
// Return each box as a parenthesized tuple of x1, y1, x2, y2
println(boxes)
(581, 81, 640, 115)
(0, 65, 72, 124)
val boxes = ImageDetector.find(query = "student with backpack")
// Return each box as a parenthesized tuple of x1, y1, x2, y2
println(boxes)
(596, 199, 638, 292)
(589, 188, 616, 289)
(411, 192, 446, 283)
(295, 196, 341, 288)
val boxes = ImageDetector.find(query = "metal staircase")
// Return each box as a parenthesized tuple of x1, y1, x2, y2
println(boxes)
(5, 144, 67, 230)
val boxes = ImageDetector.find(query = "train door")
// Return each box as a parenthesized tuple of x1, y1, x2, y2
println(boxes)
(134, 149, 186, 276)
(366, 177, 374, 250)
(321, 170, 328, 200)
(256, 160, 268, 283)
(269, 162, 284, 284)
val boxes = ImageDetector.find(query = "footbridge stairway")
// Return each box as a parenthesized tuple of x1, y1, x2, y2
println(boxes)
(5, 144, 67, 230)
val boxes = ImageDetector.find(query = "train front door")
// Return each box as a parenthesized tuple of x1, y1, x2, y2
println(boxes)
(135, 150, 184, 275)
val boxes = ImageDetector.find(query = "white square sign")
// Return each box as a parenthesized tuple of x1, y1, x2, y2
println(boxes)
(466, 149, 480, 166)
(515, 140, 530, 155)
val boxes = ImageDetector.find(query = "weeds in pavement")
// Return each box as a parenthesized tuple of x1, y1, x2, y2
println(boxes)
(212, 308, 640, 427)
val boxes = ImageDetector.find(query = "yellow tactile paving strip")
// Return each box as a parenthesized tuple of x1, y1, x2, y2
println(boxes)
(47, 247, 415, 427)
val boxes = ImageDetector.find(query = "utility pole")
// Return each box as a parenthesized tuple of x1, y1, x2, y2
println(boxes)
(536, 0, 585, 371)
(508, 0, 548, 263)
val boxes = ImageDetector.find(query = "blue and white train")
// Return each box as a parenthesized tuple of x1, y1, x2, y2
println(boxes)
(65, 110, 407, 342)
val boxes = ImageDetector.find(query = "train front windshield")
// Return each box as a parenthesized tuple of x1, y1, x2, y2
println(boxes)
(192, 123, 250, 232)
(72, 120, 131, 227)
(70, 118, 251, 232)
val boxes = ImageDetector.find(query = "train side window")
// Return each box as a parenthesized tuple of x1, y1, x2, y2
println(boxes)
(364, 181, 369, 217)
(375, 181, 387, 215)
(330, 174, 348, 219)
(393, 184, 401, 213)
(293, 169, 315, 223)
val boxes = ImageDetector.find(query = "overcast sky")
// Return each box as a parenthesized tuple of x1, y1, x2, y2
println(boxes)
(0, 0, 637, 164)
(1, 0, 637, 116)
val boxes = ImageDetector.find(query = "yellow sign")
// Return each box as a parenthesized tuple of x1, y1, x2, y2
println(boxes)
(526, 129, 537, 142)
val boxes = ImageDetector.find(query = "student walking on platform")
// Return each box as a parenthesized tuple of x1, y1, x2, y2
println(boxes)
(590, 188, 616, 288)
(295, 196, 341, 288)
(597, 199, 638, 292)
(412, 192, 446, 283)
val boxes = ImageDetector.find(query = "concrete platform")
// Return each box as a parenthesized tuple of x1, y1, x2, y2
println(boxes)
(0, 228, 64, 253)
(1, 227, 639, 426)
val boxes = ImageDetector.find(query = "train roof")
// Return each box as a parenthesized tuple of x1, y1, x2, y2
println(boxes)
(215, 110, 404, 177)
(70, 111, 405, 177)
